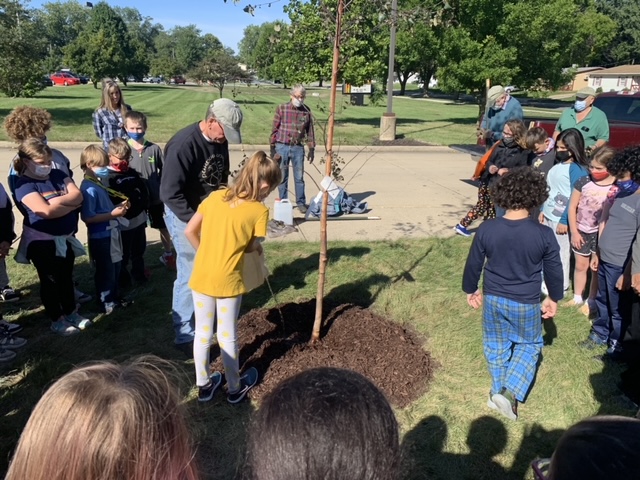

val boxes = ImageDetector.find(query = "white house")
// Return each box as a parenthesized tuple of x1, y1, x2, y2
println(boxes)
(588, 65, 640, 93)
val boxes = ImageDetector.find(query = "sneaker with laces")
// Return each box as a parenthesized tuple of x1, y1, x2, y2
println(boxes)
(65, 312, 92, 330)
(0, 330, 26, 349)
(198, 371, 223, 402)
(51, 318, 80, 336)
(0, 286, 20, 302)
(227, 367, 259, 404)
(74, 288, 92, 304)
(297, 204, 308, 214)
(491, 388, 518, 421)
(579, 332, 607, 350)
(454, 224, 471, 237)
(0, 319, 22, 334)
(160, 252, 176, 270)
(0, 347, 16, 363)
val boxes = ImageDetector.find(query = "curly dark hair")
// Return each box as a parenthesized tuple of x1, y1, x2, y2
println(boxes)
(490, 167, 549, 210)
(605, 146, 640, 181)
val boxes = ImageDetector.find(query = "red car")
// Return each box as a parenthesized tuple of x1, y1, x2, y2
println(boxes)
(172, 75, 186, 85)
(50, 72, 81, 86)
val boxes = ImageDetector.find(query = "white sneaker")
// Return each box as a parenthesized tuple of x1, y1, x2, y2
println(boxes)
(65, 312, 92, 330)
(51, 318, 80, 336)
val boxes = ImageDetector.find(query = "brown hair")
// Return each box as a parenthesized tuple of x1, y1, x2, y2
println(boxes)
(5, 356, 199, 480)
(525, 127, 549, 150)
(15, 138, 52, 175)
(224, 150, 282, 202)
(590, 145, 616, 168)
(4, 106, 52, 142)
(125, 110, 148, 130)
(80, 145, 109, 170)
(98, 78, 127, 118)
(505, 119, 528, 149)
(108, 137, 132, 159)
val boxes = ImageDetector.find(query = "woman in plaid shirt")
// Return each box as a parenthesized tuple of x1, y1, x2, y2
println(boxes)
(92, 78, 131, 151)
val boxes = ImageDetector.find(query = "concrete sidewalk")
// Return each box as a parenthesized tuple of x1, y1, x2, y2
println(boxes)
(0, 143, 480, 244)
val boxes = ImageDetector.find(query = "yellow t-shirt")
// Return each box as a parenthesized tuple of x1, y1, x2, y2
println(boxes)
(189, 190, 268, 297)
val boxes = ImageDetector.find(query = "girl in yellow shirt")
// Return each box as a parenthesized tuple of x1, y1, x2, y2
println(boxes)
(185, 151, 281, 403)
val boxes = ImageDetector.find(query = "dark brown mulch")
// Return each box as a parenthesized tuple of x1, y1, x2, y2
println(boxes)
(210, 301, 434, 408)
(370, 137, 433, 147)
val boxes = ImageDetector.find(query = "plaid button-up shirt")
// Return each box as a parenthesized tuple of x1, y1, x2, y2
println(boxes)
(92, 106, 130, 150)
(270, 101, 316, 148)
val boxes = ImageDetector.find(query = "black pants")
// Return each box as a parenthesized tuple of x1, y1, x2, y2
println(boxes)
(28, 239, 76, 321)
(120, 223, 147, 284)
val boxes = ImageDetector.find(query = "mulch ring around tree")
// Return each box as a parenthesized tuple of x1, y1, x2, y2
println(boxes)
(209, 301, 435, 408)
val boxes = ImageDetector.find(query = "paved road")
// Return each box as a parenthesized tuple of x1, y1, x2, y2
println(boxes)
(0, 142, 479, 244)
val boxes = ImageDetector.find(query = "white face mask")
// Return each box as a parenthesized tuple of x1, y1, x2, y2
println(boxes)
(26, 160, 52, 179)
(292, 98, 303, 108)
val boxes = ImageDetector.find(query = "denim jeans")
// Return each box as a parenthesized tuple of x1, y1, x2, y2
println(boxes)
(276, 143, 306, 206)
(592, 260, 631, 350)
(89, 236, 121, 306)
(164, 207, 196, 344)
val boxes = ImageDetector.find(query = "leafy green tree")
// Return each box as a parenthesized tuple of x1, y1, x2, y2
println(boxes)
(238, 24, 261, 65)
(64, 2, 134, 87)
(594, 0, 640, 65)
(172, 25, 205, 72)
(0, 0, 48, 97)
(189, 49, 247, 97)
(114, 6, 163, 82)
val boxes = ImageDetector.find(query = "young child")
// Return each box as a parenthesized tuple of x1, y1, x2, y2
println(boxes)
(106, 138, 149, 286)
(541, 128, 589, 292)
(463, 167, 563, 421)
(582, 147, 640, 361)
(93, 78, 131, 151)
(13, 139, 90, 336)
(184, 151, 281, 403)
(124, 110, 175, 269)
(526, 127, 556, 179)
(80, 146, 129, 314)
(567, 147, 616, 315)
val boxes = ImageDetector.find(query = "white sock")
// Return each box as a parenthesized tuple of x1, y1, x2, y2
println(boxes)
(573, 294, 583, 304)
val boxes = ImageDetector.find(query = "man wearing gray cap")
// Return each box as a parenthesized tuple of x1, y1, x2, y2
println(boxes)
(160, 98, 243, 350)
(553, 87, 609, 151)
(479, 85, 523, 148)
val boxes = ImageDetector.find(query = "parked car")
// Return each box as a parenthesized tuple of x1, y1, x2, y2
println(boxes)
(505, 85, 518, 93)
(534, 91, 640, 149)
(57, 70, 88, 84)
(40, 76, 54, 87)
(143, 76, 162, 84)
(50, 72, 81, 86)
(171, 75, 186, 85)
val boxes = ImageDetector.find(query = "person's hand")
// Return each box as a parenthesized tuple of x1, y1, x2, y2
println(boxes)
(538, 212, 545, 224)
(556, 224, 568, 235)
(590, 255, 599, 272)
(497, 168, 508, 176)
(471, 176, 479, 181)
(488, 165, 498, 174)
(307, 148, 315, 164)
(541, 298, 557, 319)
(0, 241, 10, 258)
(616, 274, 631, 291)
(571, 231, 584, 250)
(476, 128, 484, 139)
(632, 273, 640, 295)
(111, 201, 128, 218)
(483, 130, 494, 140)
(270, 144, 276, 159)
(467, 290, 482, 309)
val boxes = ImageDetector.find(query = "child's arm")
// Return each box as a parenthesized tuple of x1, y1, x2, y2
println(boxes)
(184, 212, 203, 250)
(542, 230, 564, 316)
(462, 234, 486, 309)
(616, 260, 632, 291)
(92, 110, 103, 139)
(245, 237, 264, 256)
(84, 202, 128, 224)
(559, 164, 587, 226)
(568, 187, 583, 250)
(598, 200, 612, 239)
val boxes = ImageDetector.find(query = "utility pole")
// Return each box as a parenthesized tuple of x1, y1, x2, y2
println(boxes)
(379, 0, 398, 141)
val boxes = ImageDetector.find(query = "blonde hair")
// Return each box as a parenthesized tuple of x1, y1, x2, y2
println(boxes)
(505, 119, 528, 149)
(98, 78, 127, 117)
(15, 138, 52, 175)
(108, 137, 131, 159)
(80, 145, 109, 170)
(3, 106, 52, 142)
(225, 150, 282, 202)
(590, 145, 616, 168)
(5, 356, 200, 480)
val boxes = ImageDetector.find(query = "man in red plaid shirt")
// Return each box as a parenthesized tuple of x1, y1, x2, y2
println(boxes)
(270, 85, 315, 214)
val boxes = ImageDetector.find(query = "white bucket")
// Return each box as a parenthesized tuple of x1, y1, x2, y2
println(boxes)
(273, 199, 293, 225)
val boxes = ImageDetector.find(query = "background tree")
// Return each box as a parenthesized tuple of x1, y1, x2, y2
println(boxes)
(172, 25, 206, 72)
(64, 2, 133, 87)
(594, 0, 640, 66)
(114, 7, 163, 82)
(238, 24, 261, 66)
(0, 0, 48, 97)
(189, 48, 247, 97)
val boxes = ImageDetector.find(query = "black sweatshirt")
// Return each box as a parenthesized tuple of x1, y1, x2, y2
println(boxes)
(160, 123, 230, 223)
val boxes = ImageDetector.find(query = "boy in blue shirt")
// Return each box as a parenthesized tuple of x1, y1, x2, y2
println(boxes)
(463, 167, 563, 421)
(80, 145, 129, 314)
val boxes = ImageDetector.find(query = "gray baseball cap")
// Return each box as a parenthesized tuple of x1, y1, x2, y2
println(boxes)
(211, 98, 243, 144)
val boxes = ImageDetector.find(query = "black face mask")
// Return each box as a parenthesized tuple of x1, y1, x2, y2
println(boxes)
(503, 137, 516, 147)
(556, 151, 571, 162)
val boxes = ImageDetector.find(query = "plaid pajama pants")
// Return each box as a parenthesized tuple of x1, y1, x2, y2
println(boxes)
(483, 295, 543, 402)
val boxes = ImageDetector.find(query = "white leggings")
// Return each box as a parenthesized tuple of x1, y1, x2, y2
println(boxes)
(192, 290, 243, 392)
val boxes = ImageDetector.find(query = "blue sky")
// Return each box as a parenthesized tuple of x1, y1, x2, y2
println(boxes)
(27, 0, 289, 52)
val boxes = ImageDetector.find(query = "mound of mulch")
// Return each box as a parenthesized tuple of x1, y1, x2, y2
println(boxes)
(209, 301, 434, 407)
(370, 137, 433, 147)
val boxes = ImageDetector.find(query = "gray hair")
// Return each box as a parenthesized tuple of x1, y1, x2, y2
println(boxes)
(205, 102, 217, 121)
(290, 85, 306, 97)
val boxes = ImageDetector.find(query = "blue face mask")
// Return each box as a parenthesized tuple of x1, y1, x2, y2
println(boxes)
(574, 100, 587, 112)
(93, 167, 109, 179)
(616, 179, 640, 197)
(128, 131, 145, 142)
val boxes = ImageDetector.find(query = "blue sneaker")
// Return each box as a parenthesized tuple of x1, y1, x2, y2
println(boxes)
(227, 367, 259, 404)
(579, 332, 607, 350)
(198, 371, 223, 402)
(454, 224, 471, 237)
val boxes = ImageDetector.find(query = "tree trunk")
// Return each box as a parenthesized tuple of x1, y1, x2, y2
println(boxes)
(398, 72, 409, 95)
(311, 0, 343, 344)
(318, 78, 323, 87)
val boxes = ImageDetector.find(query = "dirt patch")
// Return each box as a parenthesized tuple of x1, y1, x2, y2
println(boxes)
(210, 301, 434, 407)
(370, 137, 433, 147)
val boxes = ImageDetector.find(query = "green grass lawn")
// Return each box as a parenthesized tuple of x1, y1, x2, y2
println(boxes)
(0, 237, 635, 479)
(0, 83, 559, 147)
